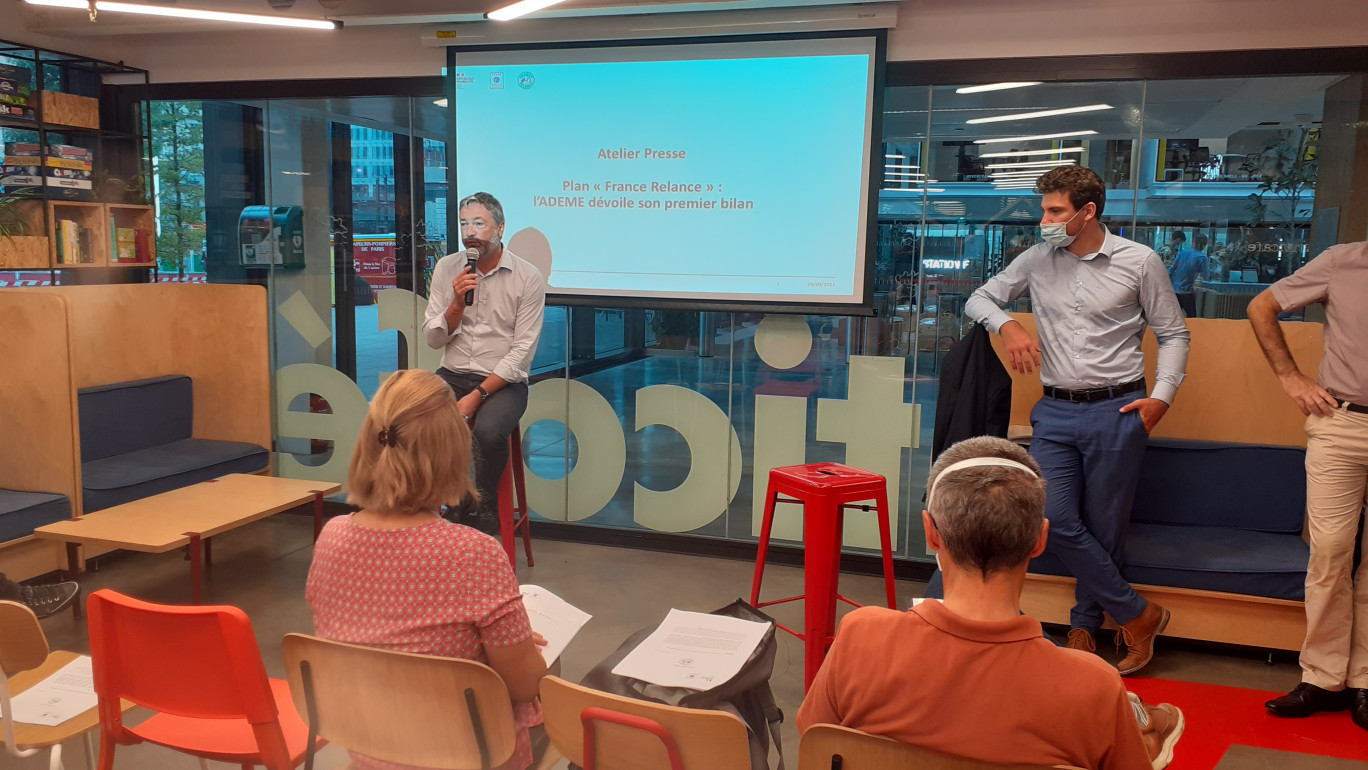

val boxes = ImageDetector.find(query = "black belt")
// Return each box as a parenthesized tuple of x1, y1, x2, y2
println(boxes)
(1043, 379, 1146, 403)
(1339, 400, 1368, 415)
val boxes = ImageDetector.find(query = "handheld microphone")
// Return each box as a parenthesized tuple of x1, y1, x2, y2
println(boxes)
(464, 249, 478, 305)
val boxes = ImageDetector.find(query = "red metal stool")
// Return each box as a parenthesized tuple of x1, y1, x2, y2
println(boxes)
(749, 462, 897, 690)
(497, 430, 534, 569)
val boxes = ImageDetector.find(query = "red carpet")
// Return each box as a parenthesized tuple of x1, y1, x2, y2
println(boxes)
(1124, 677, 1368, 768)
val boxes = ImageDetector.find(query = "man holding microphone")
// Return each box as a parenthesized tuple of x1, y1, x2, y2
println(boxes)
(423, 192, 546, 530)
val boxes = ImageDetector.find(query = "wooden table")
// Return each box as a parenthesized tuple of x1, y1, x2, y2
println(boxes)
(34, 474, 341, 615)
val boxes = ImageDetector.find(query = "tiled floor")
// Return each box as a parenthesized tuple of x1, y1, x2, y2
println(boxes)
(14, 511, 1366, 769)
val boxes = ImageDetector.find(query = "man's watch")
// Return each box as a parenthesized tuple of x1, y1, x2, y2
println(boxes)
(475, 385, 491, 402)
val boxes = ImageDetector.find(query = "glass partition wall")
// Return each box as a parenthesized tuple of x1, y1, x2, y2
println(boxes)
(137, 68, 1360, 567)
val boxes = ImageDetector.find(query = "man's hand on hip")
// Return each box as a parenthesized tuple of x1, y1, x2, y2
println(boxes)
(1119, 398, 1168, 433)
(1279, 371, 1338, 417)
(1001, 321, 1042, 375)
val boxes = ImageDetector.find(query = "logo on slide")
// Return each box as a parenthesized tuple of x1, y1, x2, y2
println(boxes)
(517, 72, 535, 90)
(491, 72, 503, 89)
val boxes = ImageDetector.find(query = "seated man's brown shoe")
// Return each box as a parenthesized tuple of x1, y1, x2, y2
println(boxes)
(1116, 601, 1170, 676)
(1131, 694, 1184, 769)
(1066, 628, 1097, 653)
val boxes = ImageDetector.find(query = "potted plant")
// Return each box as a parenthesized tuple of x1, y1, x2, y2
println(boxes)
(0, 189, 48, 270)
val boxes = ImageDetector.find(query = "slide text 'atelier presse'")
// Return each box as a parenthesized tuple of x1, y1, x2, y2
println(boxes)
(597, 148, 687, 160)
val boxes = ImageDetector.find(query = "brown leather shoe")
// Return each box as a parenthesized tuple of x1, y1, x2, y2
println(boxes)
(1132, 694, 1184, 769)
(1116, 601, 1170, 675)
(1066, 628, 1097, 653)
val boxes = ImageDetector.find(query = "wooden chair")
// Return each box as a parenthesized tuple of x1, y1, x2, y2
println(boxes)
(87, 589, 321, 770)
(539, 675, 752, 770)
(0, 600, 115, 770)
(798, 724, 1085, 770)
(281, 633, 559, 770)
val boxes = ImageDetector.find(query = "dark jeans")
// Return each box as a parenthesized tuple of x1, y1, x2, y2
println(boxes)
(1175, 292, 1197, 317)
(1030, 390, 1151, 631)
(436, 368, 529, 518)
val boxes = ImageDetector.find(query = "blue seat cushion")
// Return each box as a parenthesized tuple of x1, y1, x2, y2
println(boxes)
(1122, 523, 1308, 601)
(0, 489, 72, 541)
(1131, 439, 1306, 533)
(81, 438, 269, 513)
(79, 375, 194, 462)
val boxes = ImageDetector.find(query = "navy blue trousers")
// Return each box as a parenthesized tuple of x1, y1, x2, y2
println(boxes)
(1031, 391, 1150, 631)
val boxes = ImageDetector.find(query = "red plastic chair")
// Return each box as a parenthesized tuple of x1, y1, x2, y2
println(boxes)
(497, 430, 534, 569)
(86, 589, 323, 770)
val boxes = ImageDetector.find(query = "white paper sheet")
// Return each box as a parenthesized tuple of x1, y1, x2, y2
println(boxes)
(520, 584, 591, 664)
(610, 608, 771, 690)
(10, 655, 98, 727)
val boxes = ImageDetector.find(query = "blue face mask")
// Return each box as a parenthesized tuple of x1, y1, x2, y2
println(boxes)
(1040, 207, 1086, 248)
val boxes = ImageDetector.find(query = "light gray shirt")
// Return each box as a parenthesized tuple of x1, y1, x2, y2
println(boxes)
(422, 247, 546, 384)
(1271, 241, 1368, 404)
(965, 226, 1191, 404)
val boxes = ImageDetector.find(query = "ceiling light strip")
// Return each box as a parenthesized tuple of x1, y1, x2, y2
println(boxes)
(25, 0, 339, 28)
(966, 104, 1113, 125)
(955, 82, 1043, 95)
(974, 130, 1098, 145)
(984, 159, 1078, 169)
(980, 146, 1086, 159)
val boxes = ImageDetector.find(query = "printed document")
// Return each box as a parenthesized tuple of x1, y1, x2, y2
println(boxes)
(611, 608, 771, 690)
(11, 655, 97, 726)
(520, 584, 591, 663)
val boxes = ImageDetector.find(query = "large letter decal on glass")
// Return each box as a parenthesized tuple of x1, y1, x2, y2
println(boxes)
(274, 363, 370, 486)
(633, 385, 742, 533)
(520, 379, 626, 522)
(815, 355, 920, 549)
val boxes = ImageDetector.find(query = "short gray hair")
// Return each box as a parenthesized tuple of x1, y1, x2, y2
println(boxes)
(927, 437, 1046, 576)
(458, 192, 505, 227)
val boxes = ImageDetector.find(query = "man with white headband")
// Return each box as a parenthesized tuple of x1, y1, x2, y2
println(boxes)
(964, 166, 1190, 675)
(799, 436, 1184, 769)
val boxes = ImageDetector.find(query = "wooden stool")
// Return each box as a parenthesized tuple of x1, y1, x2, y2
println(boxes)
(749, 463, 896, 690)
(497, 430, 534, 569)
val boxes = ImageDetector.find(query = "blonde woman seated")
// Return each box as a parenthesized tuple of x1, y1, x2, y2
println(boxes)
(307, 369, 548, 770)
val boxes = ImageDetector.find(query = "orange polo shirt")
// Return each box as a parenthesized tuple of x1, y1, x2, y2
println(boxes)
(797, 602, 1151, 770)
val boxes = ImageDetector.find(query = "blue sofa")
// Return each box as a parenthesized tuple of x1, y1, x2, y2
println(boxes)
(0, 489, 71, 543)
(79, 375, 270, 512)
(1030, 438, 1308, 602)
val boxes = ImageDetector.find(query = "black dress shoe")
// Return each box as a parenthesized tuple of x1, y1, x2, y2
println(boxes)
(1265, 682, 1354, 718)
(1353, 689, 1368, 731)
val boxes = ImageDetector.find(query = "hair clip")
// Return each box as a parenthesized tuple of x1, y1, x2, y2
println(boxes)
(378, 426, 399, 447)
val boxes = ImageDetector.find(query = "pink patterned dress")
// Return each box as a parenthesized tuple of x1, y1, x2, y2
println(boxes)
(306, 515, 541, 770)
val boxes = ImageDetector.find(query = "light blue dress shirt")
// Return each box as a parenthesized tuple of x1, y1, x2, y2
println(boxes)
(965, 226, 1191, 404)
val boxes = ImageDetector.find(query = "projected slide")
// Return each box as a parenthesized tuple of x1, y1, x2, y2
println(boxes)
(452, 38, 876, 307)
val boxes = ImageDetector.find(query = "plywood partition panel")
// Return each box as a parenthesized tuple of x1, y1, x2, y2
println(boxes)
(42, 284, 272, 452)
(988, 312, 1324, 447)
(0, 291, 81, 504)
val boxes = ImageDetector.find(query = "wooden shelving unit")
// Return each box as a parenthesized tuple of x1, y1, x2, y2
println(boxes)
(0, 39, 152, 278)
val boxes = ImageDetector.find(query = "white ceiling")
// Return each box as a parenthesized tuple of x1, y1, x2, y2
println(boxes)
(15, 0, 877, 35)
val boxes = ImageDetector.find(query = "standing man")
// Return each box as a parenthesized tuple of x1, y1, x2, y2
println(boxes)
(1249, 242, 1368, 730)
(1167, 233, 1210, 317)
(965, 166, 1191, 675)
(423, 192, 546, 530)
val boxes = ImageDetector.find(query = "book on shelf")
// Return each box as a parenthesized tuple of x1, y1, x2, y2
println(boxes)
(134, 228, 151, 263)
(56, 219, 80, 264)
(3, 156, 94, 172)
(115, 227, 138, 263)
(77, 227, 94, 264)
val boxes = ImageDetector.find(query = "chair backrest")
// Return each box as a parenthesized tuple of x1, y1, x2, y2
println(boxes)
(280, 633, 519, 770)
(798, 725, 1082, 770)
(0, 601, 48, 677)
(86, 589, 283, 737)
(539, 676, 752, 770)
